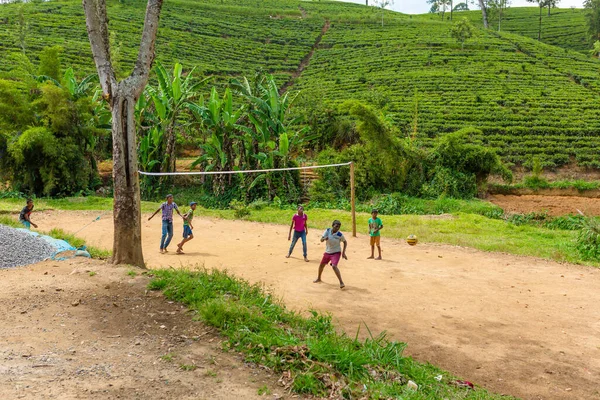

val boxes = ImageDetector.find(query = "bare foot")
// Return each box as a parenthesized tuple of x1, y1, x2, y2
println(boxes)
(376, 256, 382, 260)
(367, 256, 374, 259)
(177, 249, 184, 254)
(159, 249, 164, 254)
(340, 283, 345, 289)
(285, 254, 291, 258)
(313, 279, 321, 283)
(304, 257, 309, 262)
(163, 249, 168, 253)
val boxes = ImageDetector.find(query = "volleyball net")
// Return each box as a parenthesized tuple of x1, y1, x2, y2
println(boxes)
(137, 161, 357, 236)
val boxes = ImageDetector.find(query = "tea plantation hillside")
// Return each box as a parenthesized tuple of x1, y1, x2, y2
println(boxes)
(294, 18, 600, 168)
(2, 0, 600, 169)
(420, 7, 588, 52)
(0, 0, 382, 81)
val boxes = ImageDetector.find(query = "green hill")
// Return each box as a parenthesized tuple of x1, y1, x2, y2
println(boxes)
(420, 7, 589, 53)
(1, 0, 600, 169)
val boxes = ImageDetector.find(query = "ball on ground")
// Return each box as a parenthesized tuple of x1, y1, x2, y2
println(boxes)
(406, 234, 418, 246)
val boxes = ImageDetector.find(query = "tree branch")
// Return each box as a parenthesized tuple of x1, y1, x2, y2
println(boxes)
(82, 0, 116, 101)
(127, 0, 164, 98)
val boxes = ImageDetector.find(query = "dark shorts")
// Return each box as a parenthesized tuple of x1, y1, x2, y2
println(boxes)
(321, 252, 341, 267)
(183, 225, 193, 238)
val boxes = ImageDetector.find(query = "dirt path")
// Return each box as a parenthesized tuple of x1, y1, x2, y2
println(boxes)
(489, 194, 600, 216)
(279, 19, 330, 94)
(33, 210, 600, 400)
(0, 257, 290, 399)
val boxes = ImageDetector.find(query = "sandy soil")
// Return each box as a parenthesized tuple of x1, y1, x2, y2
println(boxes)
(488, 194, 600, 216)
(0, 257, 291, 400)
(27, 210, 600, 400)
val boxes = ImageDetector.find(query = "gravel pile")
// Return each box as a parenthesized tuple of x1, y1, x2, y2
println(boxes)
(0, 225, 57, 269)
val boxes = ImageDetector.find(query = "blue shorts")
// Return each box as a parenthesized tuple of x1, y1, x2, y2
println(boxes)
(21, 220, 31, 229)
(183, 225, 193, 239)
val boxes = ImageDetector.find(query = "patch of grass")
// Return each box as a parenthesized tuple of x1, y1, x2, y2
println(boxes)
(204, 369, 217, 377)
(179, 364, 197, 371)
(89, 271, 96, 277)
(0, 215, 21, 228)
(0, 197, 161, 214)
(127, 269, 138, 277)
(160, 353, 175, 362)
(257, 385, 271, 396)
(149, 268, 515, 399)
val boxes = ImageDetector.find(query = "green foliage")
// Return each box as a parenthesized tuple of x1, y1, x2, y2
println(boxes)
(149, 268, 514, 399)
(37, 45, 63, 81)
(584, 0, 600, 46)
(450, 17, 475, 48)
(1, 2, 599, 172)
(459, 7, 588, 51)
(577, 215, 600, 260)
(229, 199, 251, 218)
(0, 51, 102, 197)
(311, 105, 510, 200)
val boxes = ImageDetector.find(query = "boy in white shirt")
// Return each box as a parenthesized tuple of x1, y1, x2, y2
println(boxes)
(313, 220, 348, 289)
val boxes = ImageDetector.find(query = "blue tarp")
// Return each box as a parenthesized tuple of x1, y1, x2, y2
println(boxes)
(16, 228, 90, 260)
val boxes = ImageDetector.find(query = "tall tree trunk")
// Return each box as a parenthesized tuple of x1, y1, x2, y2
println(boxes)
(547, 4, 551, 16)
(111, 90, 144, 265)
(498, 2, 503, 31)
(83, 0, 164, 268)
(450, 0, 453, 21)
(478, 0, 489, 28)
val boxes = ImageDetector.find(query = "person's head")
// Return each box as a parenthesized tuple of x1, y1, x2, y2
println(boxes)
(331, 219, 341, 233)
(371, 209, 378, 218)
(297, 205, 304, 215)
(190, 201, 197, 210)
(26, 198, 33, 208)
(166, 194, 173, 204)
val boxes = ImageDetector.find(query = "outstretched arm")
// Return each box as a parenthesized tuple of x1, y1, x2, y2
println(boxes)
(148, 207, 161, 221)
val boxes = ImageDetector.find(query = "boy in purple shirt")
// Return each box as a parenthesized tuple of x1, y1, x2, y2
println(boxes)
(286, 205, 309, 262)
(148, 194, 183, 253)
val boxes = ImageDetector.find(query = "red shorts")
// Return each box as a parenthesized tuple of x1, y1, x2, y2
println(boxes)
(321, 252, 341, 267)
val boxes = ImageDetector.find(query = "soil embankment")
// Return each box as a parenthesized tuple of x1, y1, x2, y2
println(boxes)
(0, 257, 290, 399)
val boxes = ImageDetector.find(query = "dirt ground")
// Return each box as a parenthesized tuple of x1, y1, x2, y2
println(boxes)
(0, 257, 291, 400)
(488, 194, 600, 216)
(24, 210, 600, 400)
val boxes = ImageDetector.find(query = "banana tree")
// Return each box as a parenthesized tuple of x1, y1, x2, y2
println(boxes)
(37, 67, 98, 100)
(147, 62, 210, 175)
(232, 73, 309, 198)
(188, 87, 244, 194)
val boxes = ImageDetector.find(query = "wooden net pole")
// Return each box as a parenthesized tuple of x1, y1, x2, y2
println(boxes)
(350, 161, 356, 237)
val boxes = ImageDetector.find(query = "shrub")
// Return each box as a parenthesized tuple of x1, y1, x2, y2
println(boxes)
(230, 199, 250, 218)
(576, 216, 600, 261)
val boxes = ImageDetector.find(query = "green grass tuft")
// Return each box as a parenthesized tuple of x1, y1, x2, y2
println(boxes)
(149, 268, 515, 399)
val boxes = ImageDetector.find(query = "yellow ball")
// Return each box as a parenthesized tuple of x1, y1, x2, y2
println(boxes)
(406, 234, 418, 246)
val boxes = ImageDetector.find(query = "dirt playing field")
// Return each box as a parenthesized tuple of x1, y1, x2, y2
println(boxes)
(13, 210, 600, 399)
(488, 194, 600, 216)
(0, 258, 291, 399)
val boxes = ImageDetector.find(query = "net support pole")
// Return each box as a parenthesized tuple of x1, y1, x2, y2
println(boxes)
(350, 161, 356, 238)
